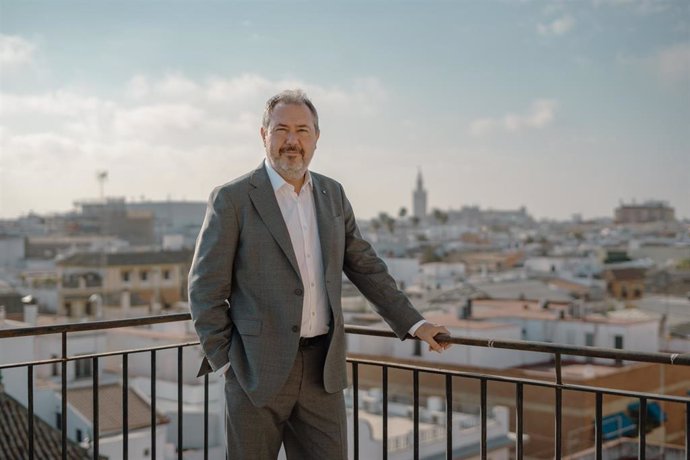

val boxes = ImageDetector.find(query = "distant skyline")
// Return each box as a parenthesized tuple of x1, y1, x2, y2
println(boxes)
(1, 1, 689, 220)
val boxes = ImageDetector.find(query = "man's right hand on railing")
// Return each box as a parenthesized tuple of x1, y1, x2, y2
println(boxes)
(414, 323, 452, 353)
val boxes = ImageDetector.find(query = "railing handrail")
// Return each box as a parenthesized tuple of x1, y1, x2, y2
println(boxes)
(345, 325, 690, 366)
(2, 313, 689, 366)
(0, 313, 191, 338)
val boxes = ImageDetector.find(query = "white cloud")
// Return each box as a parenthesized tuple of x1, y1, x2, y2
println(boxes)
(0, 90, 115, 117)
(537, 15, 575, 36)
(470, 99, 558, 136)
(0, 34, 35, 69)
(0, 73, 390, 217)
(655, 43, 690, 83)
(618, 42, 690, 85)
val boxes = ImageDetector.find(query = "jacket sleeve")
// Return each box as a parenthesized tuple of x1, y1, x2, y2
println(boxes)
(188, 186, 238, 372)
(339, 185, 424, 339)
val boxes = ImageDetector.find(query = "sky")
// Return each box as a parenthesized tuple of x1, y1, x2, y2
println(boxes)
(1, 0, 689, 221)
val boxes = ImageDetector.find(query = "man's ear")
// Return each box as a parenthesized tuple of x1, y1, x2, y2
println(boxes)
(260, 127, 267, 146)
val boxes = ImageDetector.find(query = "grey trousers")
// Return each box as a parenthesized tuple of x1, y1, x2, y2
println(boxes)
(224, 340, 347, 460)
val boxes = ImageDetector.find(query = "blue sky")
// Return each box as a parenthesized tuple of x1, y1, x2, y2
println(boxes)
(1, 0, 688, 220)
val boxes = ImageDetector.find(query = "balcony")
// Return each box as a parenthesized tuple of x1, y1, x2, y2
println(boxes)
(1, 313, 689, 459)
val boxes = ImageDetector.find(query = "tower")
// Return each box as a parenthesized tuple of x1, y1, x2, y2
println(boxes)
(413, 168, 427, 220)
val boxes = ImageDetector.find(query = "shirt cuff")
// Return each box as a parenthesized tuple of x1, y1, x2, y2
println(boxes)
(408, 320, 427, 337)
(218, 362, 230, 376)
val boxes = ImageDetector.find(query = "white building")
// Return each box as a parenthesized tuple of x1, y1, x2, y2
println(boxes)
(346, 388, 511, 460)
(348, 298, 660, 368)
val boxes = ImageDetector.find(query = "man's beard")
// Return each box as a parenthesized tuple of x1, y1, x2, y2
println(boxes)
(272, 146, 307, 181)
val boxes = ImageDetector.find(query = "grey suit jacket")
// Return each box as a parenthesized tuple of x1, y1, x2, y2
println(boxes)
(188, 162, 423, 407)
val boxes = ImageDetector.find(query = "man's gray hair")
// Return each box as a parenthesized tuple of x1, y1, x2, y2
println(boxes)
(262, 89, 320, 133)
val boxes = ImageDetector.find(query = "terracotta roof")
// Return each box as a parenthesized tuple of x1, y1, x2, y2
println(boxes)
(603, 268, 646, 281)
(0, 387, 99, 459)
(67, 384, 169, 436)
(57, 250, 192, 268)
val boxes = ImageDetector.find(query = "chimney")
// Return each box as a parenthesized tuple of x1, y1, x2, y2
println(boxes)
(121, 290, 131, 313)
(21, 295, 38, 326)
(88, 294, 103, 319)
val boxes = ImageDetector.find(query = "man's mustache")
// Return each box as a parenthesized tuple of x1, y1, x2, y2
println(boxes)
(279, 145, 304, 155)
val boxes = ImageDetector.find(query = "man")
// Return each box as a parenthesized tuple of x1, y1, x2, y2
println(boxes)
(189, 89, 449, 459)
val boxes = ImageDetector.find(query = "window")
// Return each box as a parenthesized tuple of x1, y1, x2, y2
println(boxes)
(75, 356, 92, 379)
(413, 340, 422, 357)
(122, 271, 130, 282)
(51, 354, 59, 376)
(614, 335, 624, 365)
(140, 270, 148, 281)
(614, 335, 624, 349)
(163, 269, 170, 280)
(56, 413, 61, 429)
(76, 429, 83, 443)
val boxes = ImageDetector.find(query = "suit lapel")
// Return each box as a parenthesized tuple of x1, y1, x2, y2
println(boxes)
(248, 163, 302, 279)
(312, 174, 334, 275)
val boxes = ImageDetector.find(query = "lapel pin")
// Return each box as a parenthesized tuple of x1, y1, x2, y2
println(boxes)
(321, 189, 326, 194)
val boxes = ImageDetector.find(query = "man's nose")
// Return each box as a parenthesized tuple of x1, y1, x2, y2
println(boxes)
(285, 131, 299, 143)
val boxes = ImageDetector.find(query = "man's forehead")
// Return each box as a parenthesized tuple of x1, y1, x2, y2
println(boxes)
(270, 103, 314, 123)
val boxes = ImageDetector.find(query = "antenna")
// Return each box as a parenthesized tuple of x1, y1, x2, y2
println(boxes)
(96, 170, 108, 201)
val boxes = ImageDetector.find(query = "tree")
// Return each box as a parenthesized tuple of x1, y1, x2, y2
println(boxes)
(432, 208, 448, 224)
(385, 218, 396, 234)
(398, 207, 407, 218)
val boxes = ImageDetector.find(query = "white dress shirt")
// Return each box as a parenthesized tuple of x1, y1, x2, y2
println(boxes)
(265, 159, 330, 338)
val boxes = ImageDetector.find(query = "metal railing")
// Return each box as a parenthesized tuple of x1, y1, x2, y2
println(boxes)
(1, 314, 689, 460)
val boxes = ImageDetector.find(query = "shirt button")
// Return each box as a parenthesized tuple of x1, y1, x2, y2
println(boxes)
(294, 288, 303, 296)
(291, 325, 299, 333)
(310, 282, 315, 287)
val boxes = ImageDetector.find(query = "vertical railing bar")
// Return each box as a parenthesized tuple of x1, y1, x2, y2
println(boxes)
(555, 386, 562, 460)
(382, 365, 388, 460)
(685, 402, 689, 460)
(516, 382, 523, 460)
(28, 364, 34, 460)
(123, 353, 129, 460)
(595, 392, 602, 460)
(61, 331, 67, 460)
(480, 378, 487, 460)
(151, 350, 156, 460)
(93, 357, 99, 460)
(446, 374, 453, 460)
(178, 347, 183, 460)
(554, 352, 562, 460)
(353, 362, 359, 460)
(204, 373, 209, 460)
(555, 353, 562, 385)
(413, 370, 420, 460)
(639, 397, 647, 460)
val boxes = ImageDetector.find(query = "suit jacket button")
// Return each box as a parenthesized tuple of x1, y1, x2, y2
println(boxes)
(292, 325, 299, 333)
(294, 288, 303, 296)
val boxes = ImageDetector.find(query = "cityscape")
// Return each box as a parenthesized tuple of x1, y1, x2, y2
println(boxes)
(2, 0, 689, 459)
(1, 170, 689, 458)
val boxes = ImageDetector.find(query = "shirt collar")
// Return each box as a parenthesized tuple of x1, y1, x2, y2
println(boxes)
(264, 158, 312, 193)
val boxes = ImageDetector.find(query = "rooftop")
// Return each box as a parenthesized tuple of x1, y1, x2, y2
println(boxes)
(57, 249, 192, 267)
(67, 383, 169, 436)
(0, 386, 101, 460)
